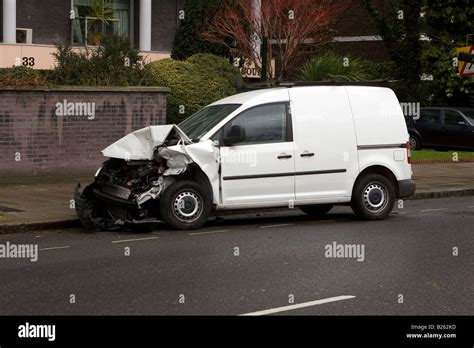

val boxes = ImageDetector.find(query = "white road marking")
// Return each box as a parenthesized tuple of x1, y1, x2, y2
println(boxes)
(39, 246, 70, 251)
(189, 229, 229, 236)
(240, 295, 356, 316)
(259, 223, 294, 229)
(420, 208, 448, 212)
(111, 236, 159, 244)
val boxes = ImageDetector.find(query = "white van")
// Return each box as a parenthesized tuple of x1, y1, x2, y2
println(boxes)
(75, 86, 416, 231)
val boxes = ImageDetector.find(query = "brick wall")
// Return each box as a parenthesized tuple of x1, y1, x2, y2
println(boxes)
(151, 0, 178, 52)
(330, 0, 388, 61)
(335, 0, 382, 37)
(0, 86, 169, 176)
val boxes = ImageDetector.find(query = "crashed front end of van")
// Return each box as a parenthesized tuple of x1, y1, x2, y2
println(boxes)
(74, 125, 218, 231)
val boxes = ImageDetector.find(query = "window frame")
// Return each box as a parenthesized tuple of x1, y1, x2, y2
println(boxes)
(210, 102, 293, 147)
(179, 103, 242, 141)
(418, 108, 441, 126)
(70, 0, 132, 47)
(442, 109, 468, 127)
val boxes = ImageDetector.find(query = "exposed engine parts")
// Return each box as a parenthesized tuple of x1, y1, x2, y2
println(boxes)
(74, 125, 217, 232)
(75, 149, 183, 231)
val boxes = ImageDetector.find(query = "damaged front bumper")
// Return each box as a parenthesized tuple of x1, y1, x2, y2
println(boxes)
(74, 124, 219, 231)
(74, 183, 162, 231)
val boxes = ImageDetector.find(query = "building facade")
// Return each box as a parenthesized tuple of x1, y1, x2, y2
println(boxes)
(0, 0, 185, 68)
(0, 0, 386, 70)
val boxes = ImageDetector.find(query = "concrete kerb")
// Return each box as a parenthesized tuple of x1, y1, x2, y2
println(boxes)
(1, 188, 473, 235)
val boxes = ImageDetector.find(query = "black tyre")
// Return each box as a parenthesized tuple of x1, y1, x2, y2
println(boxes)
(300, 204, 333, 217)
(159, 180, 212, 230)
(409, 134, 421, 150)
(351, 174, 395, 220)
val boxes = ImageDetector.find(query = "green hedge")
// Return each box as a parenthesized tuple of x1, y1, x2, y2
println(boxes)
(150, 54, 241, 124)
(0, 66, 50, 87)
(49, 35, 156, 86)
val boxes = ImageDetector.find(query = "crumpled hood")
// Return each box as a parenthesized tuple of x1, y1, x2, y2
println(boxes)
(101, 125, 191, 160)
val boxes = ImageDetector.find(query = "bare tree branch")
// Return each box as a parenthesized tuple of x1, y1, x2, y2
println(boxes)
(202, 0, 348, 81)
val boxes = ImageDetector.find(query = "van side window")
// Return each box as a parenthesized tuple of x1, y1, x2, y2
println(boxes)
(418, 109, 441, 126)
(444, 110, 464, 126)
(224, 103, 289, 145)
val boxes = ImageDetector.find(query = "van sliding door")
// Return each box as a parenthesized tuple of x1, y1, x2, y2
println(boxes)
(289, 87, 358, 202)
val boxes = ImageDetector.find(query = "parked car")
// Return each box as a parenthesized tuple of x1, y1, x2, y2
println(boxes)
(406, 107, 474, 151)
(75, 86, 416, 231)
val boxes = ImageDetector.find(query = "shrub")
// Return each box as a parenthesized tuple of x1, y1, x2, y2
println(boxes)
(0, 66, 50, 87)
(50, 35, 155, 86)
(298, 51, 375, 82)
(186, 53, 242, 88)
(149, 54, 240, 124)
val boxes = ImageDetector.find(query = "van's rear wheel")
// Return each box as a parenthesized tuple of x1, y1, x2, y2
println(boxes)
(300, 204, 333, 217)
(159, 180, 211, 230)
(351, 174, 395, 220)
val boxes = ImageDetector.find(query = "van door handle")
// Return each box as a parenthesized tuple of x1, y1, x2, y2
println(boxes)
(300, 152, 315, 157)
(277, 154, 292, 159)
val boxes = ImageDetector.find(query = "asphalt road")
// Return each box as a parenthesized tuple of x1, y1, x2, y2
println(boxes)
(0, 196, 473, 316)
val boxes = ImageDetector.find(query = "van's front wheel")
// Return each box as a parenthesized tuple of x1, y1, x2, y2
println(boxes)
(351, 174, 395, 220)
(159, 180, 212, 230)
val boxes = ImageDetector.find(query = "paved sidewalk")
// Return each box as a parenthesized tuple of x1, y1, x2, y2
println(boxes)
(0, 174, 90, 232)
(412, 163, 474, 192)
(0, 163, 473, 233)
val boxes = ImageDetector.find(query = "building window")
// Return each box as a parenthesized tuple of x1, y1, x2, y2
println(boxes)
(72, 0, 130, 46)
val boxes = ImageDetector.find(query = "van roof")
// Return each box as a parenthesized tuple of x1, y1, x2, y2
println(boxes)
(210, 87, 287, 105)
(211, 86, 390, 106)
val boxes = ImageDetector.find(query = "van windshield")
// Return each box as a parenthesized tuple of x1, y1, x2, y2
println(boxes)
(178, 104, 241, 141)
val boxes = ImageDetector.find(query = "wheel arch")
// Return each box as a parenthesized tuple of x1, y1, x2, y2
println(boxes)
(353, 165, 399, 197)
(408, 129, 423, 145)
(170, 163, 214, 207)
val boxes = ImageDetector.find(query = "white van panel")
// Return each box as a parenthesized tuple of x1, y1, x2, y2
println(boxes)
(289, 87, 359, 202)
(220, 142, 295, 205)
(357, 149, 412, 181)
(346, 87, 408, 146)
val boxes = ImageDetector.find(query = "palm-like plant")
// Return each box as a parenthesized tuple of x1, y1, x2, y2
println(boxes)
(298, 51, 375, 82)
(86, 0, 115, 45)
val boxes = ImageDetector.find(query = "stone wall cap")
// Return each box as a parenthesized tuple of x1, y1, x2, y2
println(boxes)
(0, 86, 170, 93)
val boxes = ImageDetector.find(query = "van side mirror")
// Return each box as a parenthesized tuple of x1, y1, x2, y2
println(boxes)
(458, 121, 468, 127)
(223, 125, 246, 146)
